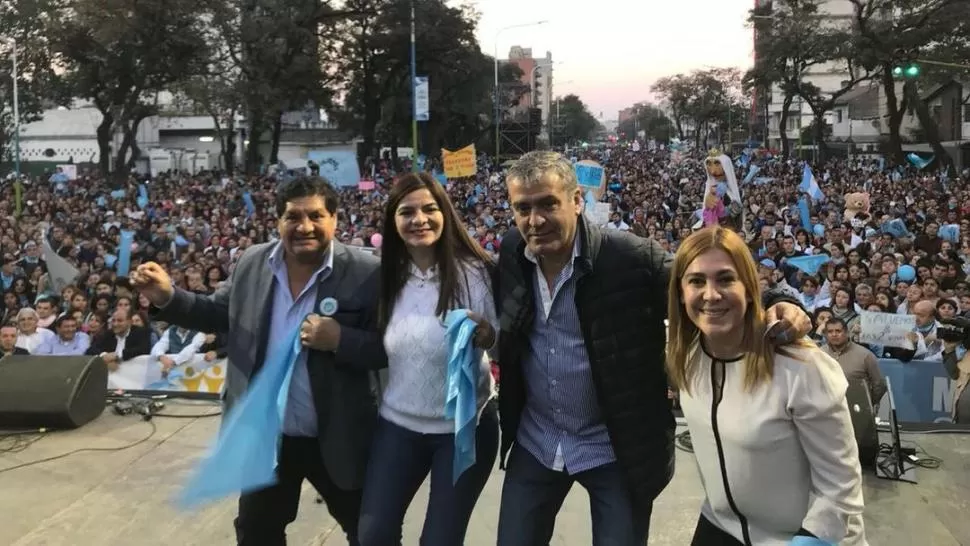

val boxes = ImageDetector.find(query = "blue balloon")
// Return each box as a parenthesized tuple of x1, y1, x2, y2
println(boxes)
(897, 264, 916, 283)
(812, 224, 825, 237)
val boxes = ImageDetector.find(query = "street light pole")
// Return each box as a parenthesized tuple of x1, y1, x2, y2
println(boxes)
(493, 20, 547, 162)
(9, 39, 20, 179)
(409, 0, 419, 172)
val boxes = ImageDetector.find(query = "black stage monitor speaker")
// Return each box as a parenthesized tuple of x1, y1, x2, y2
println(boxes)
(0, 354, 108, 429)
(846, 380, 879, 469)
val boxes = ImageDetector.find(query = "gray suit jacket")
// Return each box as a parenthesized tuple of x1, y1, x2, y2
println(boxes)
(153, 241, 386, 490)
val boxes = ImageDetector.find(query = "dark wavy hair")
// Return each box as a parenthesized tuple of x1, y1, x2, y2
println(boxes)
(378, 172, 493, 329)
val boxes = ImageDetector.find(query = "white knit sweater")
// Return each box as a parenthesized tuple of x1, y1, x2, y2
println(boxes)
(379, 260, 498, 434)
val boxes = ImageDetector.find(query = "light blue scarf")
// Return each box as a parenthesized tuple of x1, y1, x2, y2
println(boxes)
(443, 309, 480, 484)
(176, 319, 303, 508)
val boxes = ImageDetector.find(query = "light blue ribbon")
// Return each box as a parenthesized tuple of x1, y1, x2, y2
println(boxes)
(443, 309, 480, 484)
(176, 320, 303, 508)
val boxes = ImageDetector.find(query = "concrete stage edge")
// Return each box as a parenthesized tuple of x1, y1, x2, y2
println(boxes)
(1, 406, 968, 545)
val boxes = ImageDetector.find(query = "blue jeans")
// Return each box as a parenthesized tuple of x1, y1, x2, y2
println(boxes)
(357, 405, 499, 546)
(497, 444, 652, 546)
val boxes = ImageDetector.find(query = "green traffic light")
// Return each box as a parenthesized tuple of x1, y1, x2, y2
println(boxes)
(892, 66, 903, 77)
(904, 64, 920, 77)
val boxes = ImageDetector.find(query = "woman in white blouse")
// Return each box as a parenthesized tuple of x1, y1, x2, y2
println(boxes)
(357, 172, 499, 546)
(666, 226, 867, 546)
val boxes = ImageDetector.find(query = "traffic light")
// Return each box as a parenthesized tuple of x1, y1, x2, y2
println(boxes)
(892, 63, 920, 79)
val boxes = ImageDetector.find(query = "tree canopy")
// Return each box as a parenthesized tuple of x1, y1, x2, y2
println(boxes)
(652, 67, 747, 150)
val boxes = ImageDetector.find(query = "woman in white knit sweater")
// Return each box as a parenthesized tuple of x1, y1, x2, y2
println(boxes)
(666, 227, 868, 546)
(357, 172, 499, 546)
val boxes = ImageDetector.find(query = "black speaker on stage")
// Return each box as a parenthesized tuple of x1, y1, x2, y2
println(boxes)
(0, 355, 108, 429)
(846, 380, 879, 469)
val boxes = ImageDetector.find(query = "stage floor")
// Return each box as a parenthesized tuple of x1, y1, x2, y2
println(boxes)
(1, 403, 968, 545)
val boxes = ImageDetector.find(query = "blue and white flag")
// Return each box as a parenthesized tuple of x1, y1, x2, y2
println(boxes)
(907, 153, 931, 170)
(137, 184, 150, 209)
(798, 197, 812, 231)
(881, 219, 912, 239)
(787, 254, 830, 276)
(799, 164, 824, 201)
(242, 192, 256, 217)
(116, 230, 136, 277)
(743, 164, 761, 185)
(938, 224, 960, 243)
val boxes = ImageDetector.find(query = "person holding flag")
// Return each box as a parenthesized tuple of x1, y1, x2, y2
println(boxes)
(132, 175, 385, 546)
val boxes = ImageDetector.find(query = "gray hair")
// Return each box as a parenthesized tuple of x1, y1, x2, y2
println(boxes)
(506, 151, 578, 193)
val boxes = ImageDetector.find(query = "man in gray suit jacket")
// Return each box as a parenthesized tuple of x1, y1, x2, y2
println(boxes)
(132, 176, 386, 546)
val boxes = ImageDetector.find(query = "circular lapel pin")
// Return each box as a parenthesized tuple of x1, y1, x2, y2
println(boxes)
(319, 297, 339, 316)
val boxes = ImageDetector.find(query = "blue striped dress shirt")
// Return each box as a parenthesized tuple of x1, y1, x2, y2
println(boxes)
(266, 242, 334, 438)
(516, 236, 616, 474)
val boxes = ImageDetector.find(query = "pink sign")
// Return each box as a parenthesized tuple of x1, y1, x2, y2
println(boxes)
(358, 180, 376, 190)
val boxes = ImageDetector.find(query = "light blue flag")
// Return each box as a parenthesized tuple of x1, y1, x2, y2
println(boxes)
(137, 184, 150, 209)
(96, 196, 107, 208)
(443, 309, 480, 484)
(787, 254, 830, 276)
(575, 164, 604, 189)
(799, 164, 824, 201)
(790, 537, 834, 546)
(116, 230, 135, 276)
(907, 153, 931, 170)
(433, 171, 448, 186)
(938, 224, 960, 243)
(743, 164, 761, 185)
(881, 219, 912, 239)
(584, 190, 598, 208)
(177, 324, 302, 508)
(242, 192, 256, 217)
(110, 189, 126, 199)
(104, 254, 117, 268)
(798, 197, 812, 231)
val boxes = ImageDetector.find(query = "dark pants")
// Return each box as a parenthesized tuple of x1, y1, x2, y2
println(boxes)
(234, 436, 362, 546)
(690, 515, 744, 545)
(497, 444, 652, 546)
(357, 406, 499, 546)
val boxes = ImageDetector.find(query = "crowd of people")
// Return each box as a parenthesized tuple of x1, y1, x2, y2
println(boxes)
(1, 142, 968, 545)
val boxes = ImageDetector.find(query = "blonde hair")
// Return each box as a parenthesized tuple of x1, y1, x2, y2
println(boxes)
(666, 226, 777, 395)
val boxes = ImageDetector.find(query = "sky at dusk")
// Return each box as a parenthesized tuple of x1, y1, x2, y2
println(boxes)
(468, 0, 757, 120)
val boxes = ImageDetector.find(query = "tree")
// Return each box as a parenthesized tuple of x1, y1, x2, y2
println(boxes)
(48, 0, 210, 180)
(744, 0, 833, 158)
(0, 0, 66, 168)
(650, 74, 691, 140)
(333, 0, 517, 164)
(176, 69, 244, 175)
(209, 0, 352, 173)
(652, 68, 745, 150)
(850, 0, 969, 168)
(550, 94, 598, 146)
(616, 103, 672, 143)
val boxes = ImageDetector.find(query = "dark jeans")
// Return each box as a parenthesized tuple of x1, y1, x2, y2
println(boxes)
(497, 444, 652, 546)
(234, 436, 362, 546)
(690, 515, 744, 545)
(357, 405, 499, 546)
